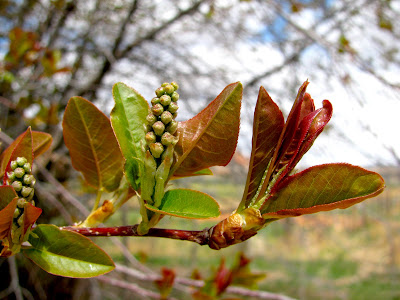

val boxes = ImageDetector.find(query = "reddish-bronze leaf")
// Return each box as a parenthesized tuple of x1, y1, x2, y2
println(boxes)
(261, 163, 385, 218)
(63, 97, 124, 192)
(172, 82, 242, 177)
(23, 202, 42, 237)
(0, 198, 18, 239)
(238, 87, 284, 210)
(31, 131, 52, 158)
(0, 186, 17, 210)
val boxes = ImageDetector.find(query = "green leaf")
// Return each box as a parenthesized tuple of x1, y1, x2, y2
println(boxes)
(239, 87, 284, 210)
(23, 224, 115, 278)
(63, 96, 124, 192)
(261, 164, 385, 219)
(145, 189, 220, 219)
(172, 82, 242, 177)
(110, 82, 149, 190)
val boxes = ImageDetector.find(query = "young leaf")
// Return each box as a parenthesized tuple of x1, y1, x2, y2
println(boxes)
(110, 82, 149, 190)
(239, 87, 284, 210)
(145, 189, 220, 219)
(172, 82, 242, 177)
(22, 203, 42, 237)
(261, 163, 385, 218)
(0, 186, 17, 210)
(0, 198, 18, 239)
(63, 96, 124, 192)
(23, 224, 115, 278)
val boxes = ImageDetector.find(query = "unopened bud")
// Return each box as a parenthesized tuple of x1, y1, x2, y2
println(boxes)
(161, 82, 169, 87)
(146, 114, 157, 125)
(7, 172, 16, 182)
(161, 111, 173, 124)
(16, 157, 27, 167)
(10, 160, 18, 170)
(166, 120, 178, 134)
(17, 198, 26, 208)
(160, 95, 171, 106)
(149, 142, 164, 158)
(168, 102, 179, 114)
(13, 208, 20, 219)
(161, 132, 175, 146)
(152, 121, 165, 136)
(171, 81, 179, 91)
(152, 103, 164, 116)
(151, 97, 160, 105)
(145, 131, 157, 145)
(23, 174, 35, 186)
(155, 87, 165, 97)
(12, 181, 22, 192)
(21, 186, 33, 198)
(23, 162, 31, 173)
(17, 214, 24, 226)
(171, 91, 179, 102)
(14, 167, 25, 178)
(164, 84, 175, 95)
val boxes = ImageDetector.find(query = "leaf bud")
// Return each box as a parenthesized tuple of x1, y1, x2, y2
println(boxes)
(160, 111, 173, 125)
(168, 102, 178, 114)
(7, 172, 16, 182)
(145, 131, 157, 145)
(14, 167, 25, 178)
(166, 120, 178, 134)
(12, 181, 22, 192)
(155, 87, 165, 97)
(149, 142, 164, 158)
(164, 84, 175, 95)
(160, 95, 171, 106)
(151, 103, 164, 116)
(171, 91, 179, 102)
(171, 81, 179, 91)
(152, 121, 165, 136)
(151, 97, 160, 105)
(146, 114, 157, 125)
(10, 160, 18, 170)
(23, 162, 31, 173)
(17, 198, 26, 208)
(161, 132, 175, 146)
(16, 157, 28, 167)
(21, 186, 33, 198)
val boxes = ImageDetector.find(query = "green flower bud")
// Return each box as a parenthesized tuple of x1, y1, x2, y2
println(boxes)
(168, 102, 179, 114)
(164, 84, 175, 95)
(16, 157, 27, 167)
(151, 103, 164, 116)
(152, 121, 165, 136)
(160, 111, 173, 124)
(171, 91, 179, 102)
(13, 208, 21, 219)
(161, 82, 169, 87)
(10, 160, 18, 170)
(23, 162, 31, 173)
(155, 87, 165, 97)
(160, 95, 171, 106)
(161, 132, 175, 146)
(171, 81, 179, 91)
(21, 186, 33, 198)
(167, 120, 178, 134)
(145, 131, 157, 145)
(14, 167, 25, 178)
(7, 171, 16, 183)
(146, 114, 157, 125)
(17, 214, 24, 226)
(23, 174, 35, 186)
(12, 181, 22, 192)
(151, 97, 160, 105)
(149, 142, 164, 158)
(17, 198, 26, 208)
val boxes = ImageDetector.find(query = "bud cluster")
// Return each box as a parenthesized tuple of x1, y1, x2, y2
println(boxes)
(145, 81, 179, 160)
(7, 157, 36, 243)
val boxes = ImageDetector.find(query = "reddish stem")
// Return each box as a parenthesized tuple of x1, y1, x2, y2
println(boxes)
(62, 225, 210, 246)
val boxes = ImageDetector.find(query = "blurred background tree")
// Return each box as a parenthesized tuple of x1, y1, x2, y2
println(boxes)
(1, 1, 399, 299)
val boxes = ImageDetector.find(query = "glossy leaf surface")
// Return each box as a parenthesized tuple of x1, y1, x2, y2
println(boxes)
(63, 96, 124, 191)
(261, 164, 385, 218)
(0, 198, 18, 239)
(145, 189, 220, 219)
(172, 82, 242, 177)
(239, 87, 284, 209)
(23, 225, 115, 278)
(0, 186, 17, 210)
(110, 82, 149, 190)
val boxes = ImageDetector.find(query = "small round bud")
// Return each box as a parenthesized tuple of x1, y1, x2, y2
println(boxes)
(7, 172, 16, 183)
(160, 111, 173, 124)
(167, 120, 178, 134)
(164, 84, 175, 95)
(17, 198, 26, 208)
(152, 121, 165, 136)
(12, 181, 22, 192)
(14, 167, 25, 178)
(161, 82, 169, 87)
(171, 91, 179, 102)
(168, 102, 179, 114)
(149, 142, 164, 158)
(23, 162, 31, 173)
(23, 174, 34, 186)
(146, 114, 157, 125)
(151, 103, 164, 116)
(160, 95, 171, 106)
(21, 186, 33, 198)
(155, 87, 165, 97)
(161, 132, 175, 146)
(10, 160, 18, 170)
(17, 214, 24, 226)
(145, 131, 157, 145)
(171, 81, 179, 91)
(13, 208, 21, 219)
(16, 157, 28, 166)
(151, 97, 160, 105)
